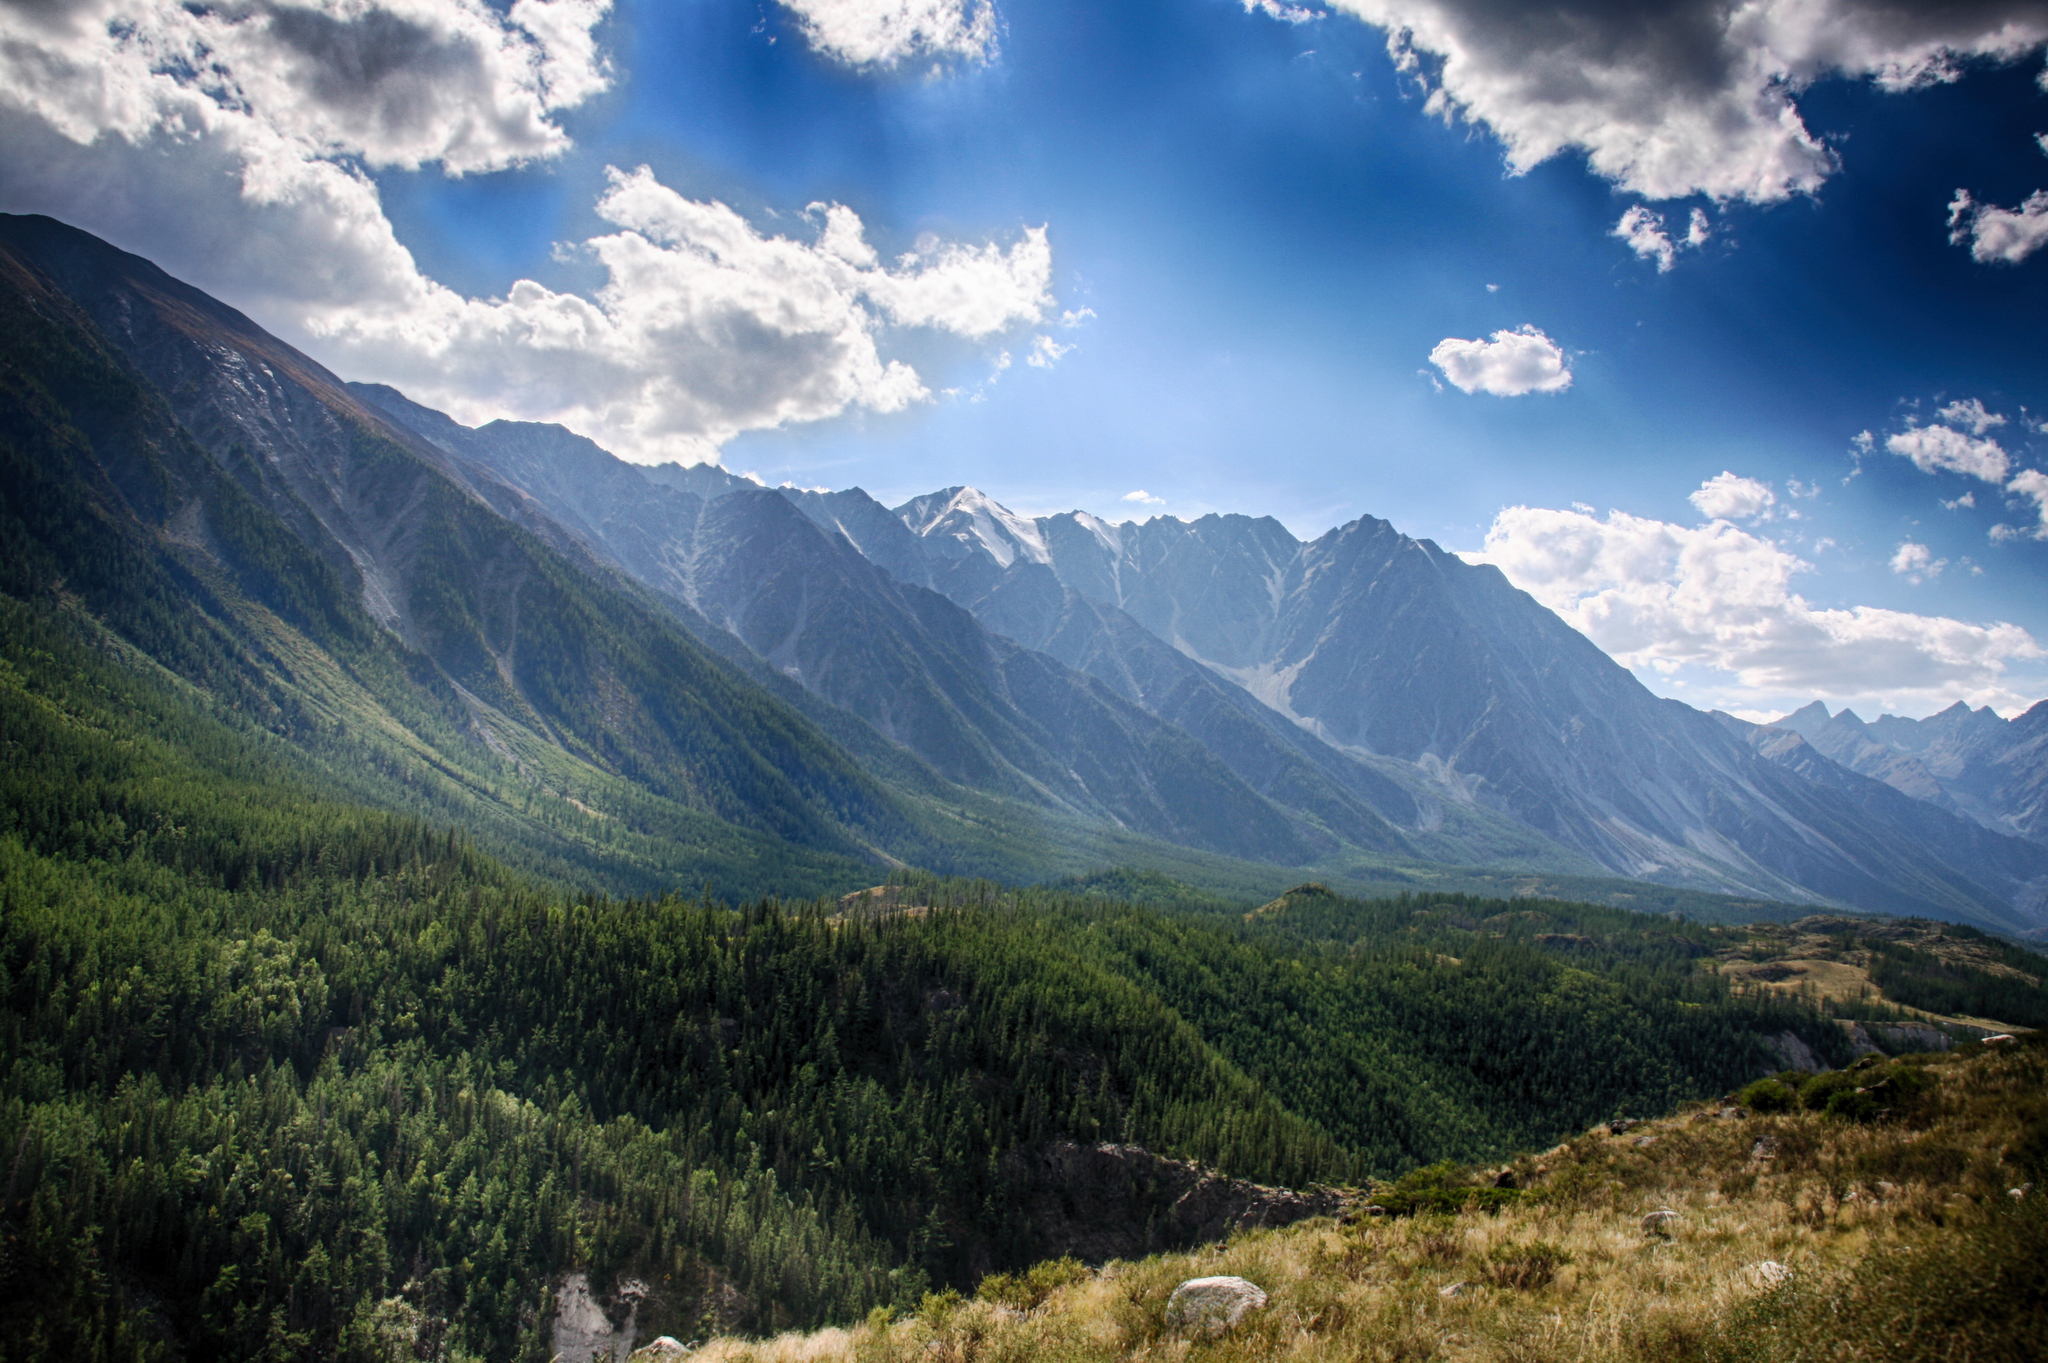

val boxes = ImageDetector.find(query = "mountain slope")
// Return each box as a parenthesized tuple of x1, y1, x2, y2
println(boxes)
(879, 490, 2048, 933)
(353, 386, 1411, 866)
(0, 211, 1005, 896)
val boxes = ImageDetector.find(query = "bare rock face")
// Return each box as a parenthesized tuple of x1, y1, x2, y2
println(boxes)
(1165, 1276, 1267, 1336)
(552, 1273, 646, 1363)
(1000, 1141, 1344, 1266)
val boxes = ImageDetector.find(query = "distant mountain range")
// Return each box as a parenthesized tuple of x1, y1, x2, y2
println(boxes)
(4, 210, 2046, 935)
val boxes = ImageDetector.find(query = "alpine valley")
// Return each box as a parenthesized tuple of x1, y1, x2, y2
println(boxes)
(4, 214, 2047, 1363)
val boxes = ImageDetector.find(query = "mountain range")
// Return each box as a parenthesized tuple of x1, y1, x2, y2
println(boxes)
(4, 210, 2047, 936)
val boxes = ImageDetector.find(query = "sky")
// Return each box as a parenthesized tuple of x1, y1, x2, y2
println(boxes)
(3, 0, 2048, 721)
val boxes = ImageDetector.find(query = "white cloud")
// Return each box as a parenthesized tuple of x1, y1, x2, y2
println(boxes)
(1614, 205, 1676, 271)
(2009, 467, 2048, 537)
(1244, 0, 1323, 23)
(1428, 324, 1571, 395)
(1944, 491, 1978, 509)
(1686, 207, 1712, 246)
(1886, 423, 2012, 482)
(1948, 186, 2048, 264)
(0, 2, 1056, 465)
(0, 0, 610, 175)
(1326, 0, 2048, 203)
(777, 0, 997, 68)
(1466, 502, 2043, 714)
(1889, 540, 1947, 579)
(1938, 397, 2007, 433)
(1059, 307, 1097, 327)
(313, 166, 1052, 460)
(1025, 333, 1073, 368)
(1122, 489, 1167, 505)
(1689, 471, 1777, 521)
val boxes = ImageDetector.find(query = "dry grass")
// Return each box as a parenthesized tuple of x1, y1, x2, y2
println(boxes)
(661, 1038, 2048, 1363)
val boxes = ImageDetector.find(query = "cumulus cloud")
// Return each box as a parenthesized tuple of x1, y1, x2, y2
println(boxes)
(1325, 0, 2048, 202)
(1243, 0, 1323, 23)
(1025, 334, 1073, 368)
(1428, 324, 1571, 395)
(0, 1, 1057, 463)
(2009, 468, 2048, 537)
(777, 0, 998, 68)
(1122, 489, 1167, 505)
(1886, 423, 2012, 482)
(1614, 205, 1678, 271)
(1948, 186, 2048, 264)
(0, 0, 609, 175)
(1690, 472, 1777, 521)
(1889, 540, 1947, 578)
(1466, 503, 2043, 713)
(1938, 397, 2008, 433)
(315, 167, 1053, 460)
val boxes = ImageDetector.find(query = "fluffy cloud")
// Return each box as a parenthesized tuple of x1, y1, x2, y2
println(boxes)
(1025, 334, 1073, 368)
(2009, 468, 2048, 537)
(1948, 186, 2048, 264)
(318, 168, 1054, 460)
(0, 0, 1055, 463)
(1938, 397, 2008, 433)
(1428, 325, 1571, 395)
(1614, 205, 1678, 271)
(777, 0, 998, 68)
(1122, 489, 1167, 505)
(1889, 540, 1947, 578)
(1466, 503, 2043, 713)
(1243, 0, 1323, 23)
(0, 0, 609, 175)
(1886, 423, 2012, 482)
(1690, 472, 1777, 521)
(1324, 0, 2048, 202)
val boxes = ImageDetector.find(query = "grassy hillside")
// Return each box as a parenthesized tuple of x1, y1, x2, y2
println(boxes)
(693, 1033, 2048, 1363)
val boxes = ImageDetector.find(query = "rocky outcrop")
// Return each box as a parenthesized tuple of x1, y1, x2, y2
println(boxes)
(552, 1273, 646, 1363)
(1165, 1276, 1268, 1337)
(1001, 1141, 1344, 1264)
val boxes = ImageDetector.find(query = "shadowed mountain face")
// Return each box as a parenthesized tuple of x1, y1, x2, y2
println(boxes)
(0, 212, 976, 893)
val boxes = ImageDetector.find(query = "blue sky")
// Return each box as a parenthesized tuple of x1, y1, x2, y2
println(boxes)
(3, 0, 2047, 718)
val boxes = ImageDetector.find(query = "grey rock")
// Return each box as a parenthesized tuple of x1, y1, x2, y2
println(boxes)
(1641, 1209, 1680, 1233)
(1165, 1276, 1268, 1336)
(1438, 1281, 1474, 1299)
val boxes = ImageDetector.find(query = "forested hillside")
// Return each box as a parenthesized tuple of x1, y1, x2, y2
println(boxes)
(0, 583, 1856, 1358)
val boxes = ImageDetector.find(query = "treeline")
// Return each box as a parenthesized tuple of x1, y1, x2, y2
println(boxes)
(1866, 935, 2048, 1030)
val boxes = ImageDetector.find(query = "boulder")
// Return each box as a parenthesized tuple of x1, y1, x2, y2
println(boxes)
(1750, 1135, 1780, 1161)
(1165, 1276, 1268, 1336)
(629, 1340, 689, 1361)
(1753, 1261, 1791, 1287)
(1438, 1281, 1474, 1299)
(1640, 1209, 1680, 1234)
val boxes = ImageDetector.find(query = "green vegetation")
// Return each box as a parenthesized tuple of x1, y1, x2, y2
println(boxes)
(1865, 934, 2048, 1028)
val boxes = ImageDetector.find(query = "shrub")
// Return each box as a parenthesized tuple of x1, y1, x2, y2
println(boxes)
(974, 1257, 1087, 1311)
(1371, 1161, 1524, 1217)
(1738, 1078, 1797, 1113)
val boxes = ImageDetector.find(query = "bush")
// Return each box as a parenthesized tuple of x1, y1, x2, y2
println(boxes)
(974, 1257, 1087, 1311)
(1738, 1078, 1797, 1113)
(1370, 1161, 1523, 1217)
